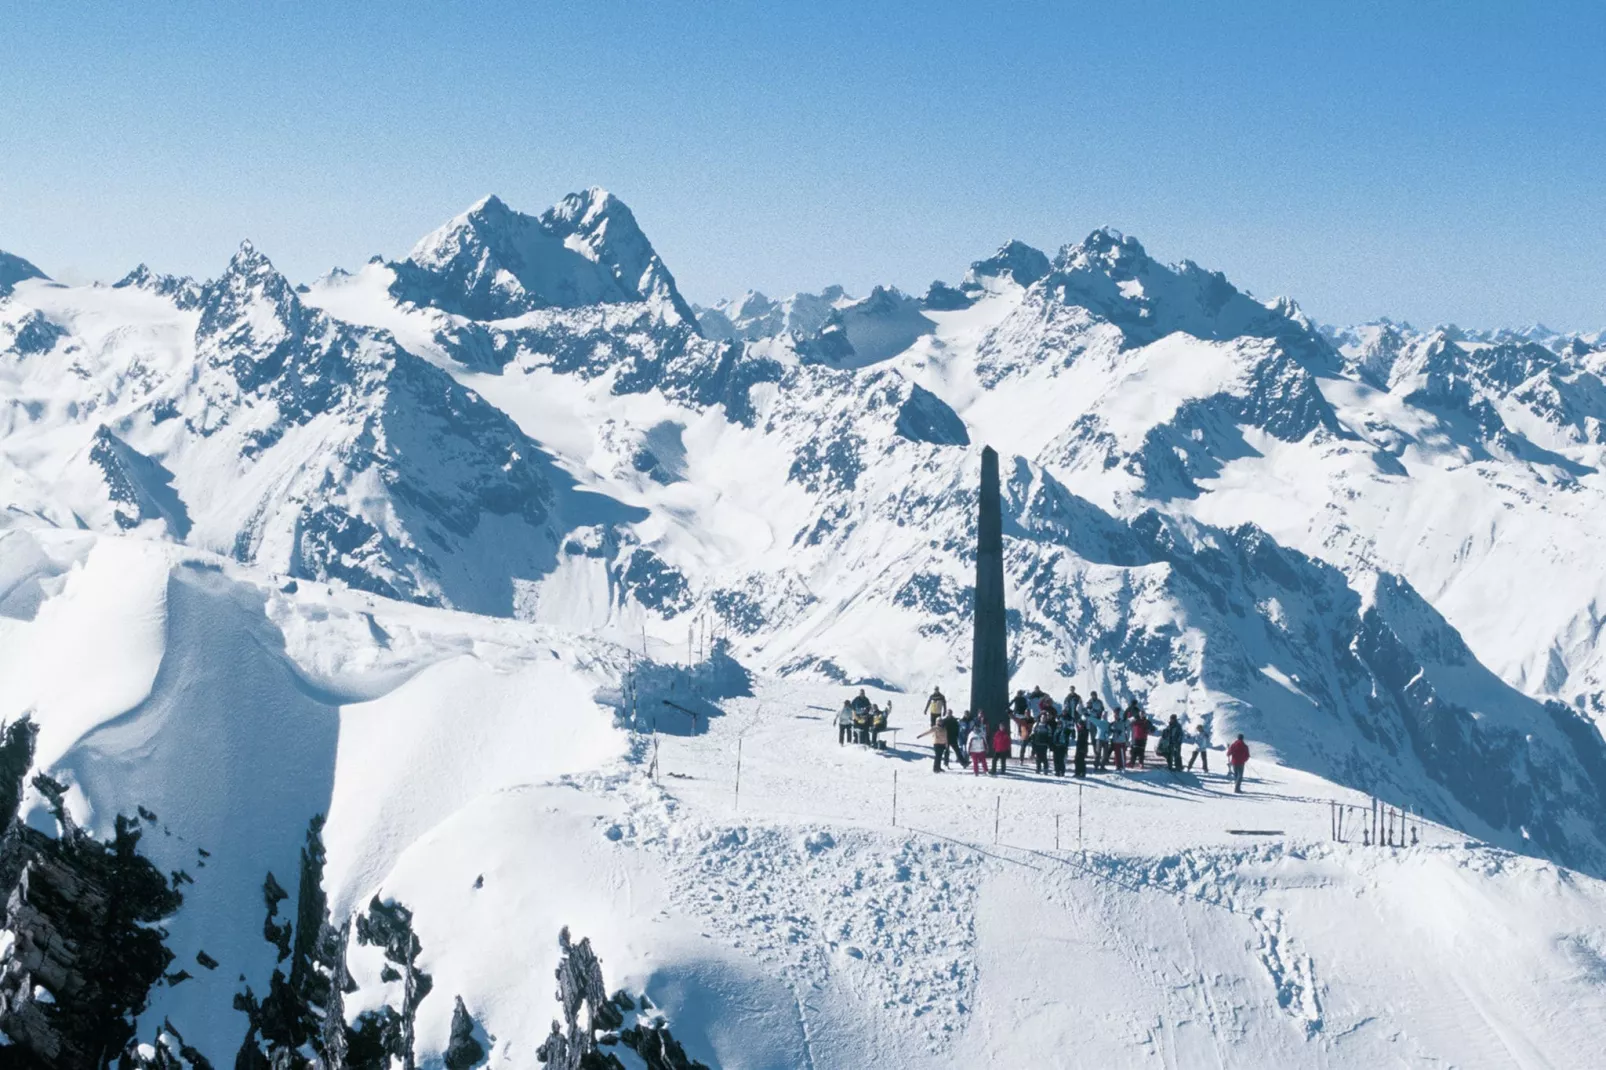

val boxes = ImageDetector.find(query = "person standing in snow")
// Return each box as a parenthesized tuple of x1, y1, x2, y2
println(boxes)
(989, 722, 1011, 776)
(967, 723, 988, 775)
(852, 702, 872, 746)
(941, 709, 962, 767)
(925, 687, 947, 727)
(917, 719, 949, 773)
(1128, 701, 1150, 769)
(1109, 709, 1129, 772)
(1051, 716, 1070, 777)
(1227, 734, 1250, 793)
(852, 689, 872, 716)
(1073, 713, 1090, 778)
(1188, 719, 1212, 773)
(1159, 714, 1186, 773)
(1063, 686, 1082, 720)
(1030, 715, 1052, 775)
(1012, 694, 1035, 764)
(837, 701, 854, 746)
(1091, 710, 1111, 771)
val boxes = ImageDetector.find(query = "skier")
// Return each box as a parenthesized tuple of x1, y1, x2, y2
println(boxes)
(1063, 686, 1082, 720)
(1227, 734, 1250, 793)
(917, 718, 950, 773)
(941, 709, 962, 767)
(1091, 711, 1111, 771)
(1128, 701, 1150, 769)
(967, 723, 988, 775)
(871, 704, 889, 749)
(1159, 714, 1185, 773)
(925, 687, 948, 726)
(836, 701, 854, 746)
(989, 722, 1011, 776)
(1188, 719, 1212, 773)
(1031, 715, 1052, 775)
(1051, 716, 1070, 777)
(1073, 714, 1090, 778)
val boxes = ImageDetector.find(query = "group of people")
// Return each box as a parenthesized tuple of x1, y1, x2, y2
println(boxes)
(836, 690, 890, 748)
(840, 685, 1253, 792)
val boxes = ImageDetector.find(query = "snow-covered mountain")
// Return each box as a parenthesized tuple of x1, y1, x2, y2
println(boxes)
(3, 192, 1605, 1067)
(694, 285, 852, 342)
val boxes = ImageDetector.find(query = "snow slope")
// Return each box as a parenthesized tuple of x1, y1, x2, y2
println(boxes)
(2, 526, 1604, 1066)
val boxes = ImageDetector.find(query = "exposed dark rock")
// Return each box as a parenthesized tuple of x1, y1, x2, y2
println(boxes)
(0, 717, 185, 1068)
(444, 996, 487, 1069)
(534, 928, 706, 1070)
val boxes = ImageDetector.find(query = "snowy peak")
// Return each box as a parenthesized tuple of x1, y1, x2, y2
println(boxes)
(1038, 227, 1328, 352)
(802, 285, 934, 367)
(697, 285, 853, 341)
(0, 249, 48, 294)
(114, 263, 202, 308)
(966, 239, 1051, 292)
(393, 189, 696, 325)
(196, 240, 306, 365)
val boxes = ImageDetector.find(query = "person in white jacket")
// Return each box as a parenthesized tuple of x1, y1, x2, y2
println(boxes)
(1187, 720, 1212, 772)
(837, 701, 854, 746)
(967, 723, 988, 775)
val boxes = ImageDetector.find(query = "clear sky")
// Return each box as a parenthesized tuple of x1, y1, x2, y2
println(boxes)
(2, 2, 1601, 330)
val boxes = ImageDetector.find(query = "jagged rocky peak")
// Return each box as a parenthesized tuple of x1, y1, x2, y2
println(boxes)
(0, 249, 49, 295)
(964, 238, 1052, 293)
(1037, 226, 1331, 352)
(114, 262, 203, 308)
(394, 188, 697, 324)
(804, 285, 934, 367)
(925, 240, 1052, 310)
(698, 285, 853, 341)
(195, 240, 312, 382)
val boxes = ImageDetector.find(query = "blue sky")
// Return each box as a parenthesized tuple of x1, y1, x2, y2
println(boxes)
(2, 2, 1601, 329)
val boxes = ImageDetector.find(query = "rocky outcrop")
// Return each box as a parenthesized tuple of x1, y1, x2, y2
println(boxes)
(0, 718, 185, 1068)
(536, 927, 707, 1070)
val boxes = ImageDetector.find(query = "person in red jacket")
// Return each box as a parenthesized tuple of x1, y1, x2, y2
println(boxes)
(990, 723, 1011, 776)
(1128, 701, 1150, 768)
(1227, 734, 1251, 793)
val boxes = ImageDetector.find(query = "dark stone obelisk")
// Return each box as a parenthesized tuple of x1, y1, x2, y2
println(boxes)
(970, 446, 1009, 731)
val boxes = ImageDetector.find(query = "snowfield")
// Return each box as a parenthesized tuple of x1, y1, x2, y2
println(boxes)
(2, 191, 1606, 1066)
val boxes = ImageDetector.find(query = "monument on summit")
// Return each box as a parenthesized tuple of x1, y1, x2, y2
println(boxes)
(969, 446, 1009, 730)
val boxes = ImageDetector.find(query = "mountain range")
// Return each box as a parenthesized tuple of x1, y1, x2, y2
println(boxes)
(2, 190, 1605, 1067)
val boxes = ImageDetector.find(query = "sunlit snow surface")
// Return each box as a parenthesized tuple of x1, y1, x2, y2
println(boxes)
(2, 529, 1605, 1066)
(5, 204, 1606, 1065)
